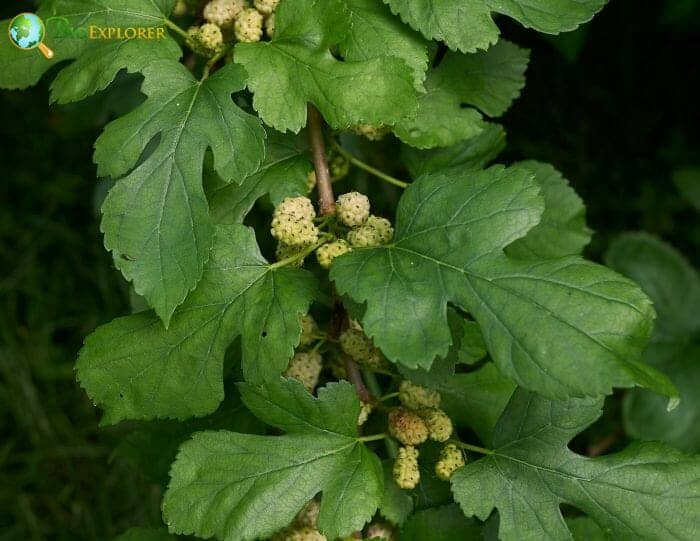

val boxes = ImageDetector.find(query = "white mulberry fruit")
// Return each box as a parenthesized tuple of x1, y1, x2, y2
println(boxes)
(271, 197, 319, 246)
(283, 527, 326, 541)
(264, 12, 275, 38)
(254, 0, 279, 15)
(352, 124, 389, 141)
(284, 351, 323, 392)
(295, 498, 320, 528)
(336, 191, 370, 227)
(199, 23, 224, 50)
(347, 224, 382, 248)
(435, 443, 465, 481)
(203, 0, 247, 28)
(276, 242, 306, 266)
(388, 407, 429, 446)
(393, 446, 420, 489)
(235, 7, 264, 42)
(366, 522, 395, 541)
(399, 380, 440, 410)
(419, 407, 453, 442)
(298, 314, 319, 347)
(366, 215, 394, 244)
(315, 239, 350, 269)
(357, 401, 373, 426)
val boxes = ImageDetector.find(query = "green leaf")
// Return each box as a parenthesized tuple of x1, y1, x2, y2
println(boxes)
(0, 0, 179, 95)
(162, 379, 383, 541)
(506, 161, 591, 259)
(384, 0, 607, 53)
(606, 233, 700, 452)
(339, 0, 429, 89)
(113, 527, 177, 541)
(394, 41, 529, 149)
(451, 388, 700, 541)
(95, 62, 266, 324)
(401, 123, 506, 178)
(379, 460, 414, 526)
(400, 504, 482, 540)
(114, 385, 263, 483)
(207, 130, 311, 224)
(401, 362, 515, 445)
(76, 225, 317, 423)
(566, 517, 608, 540)
(234, 0, 418, 132)
(446, 314, 487, 365)
(331, 164, 677, 401)
(606, 233, 700, 344)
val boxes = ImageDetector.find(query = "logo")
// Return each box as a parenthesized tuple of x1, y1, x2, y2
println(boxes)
(7, 12, 54, 59)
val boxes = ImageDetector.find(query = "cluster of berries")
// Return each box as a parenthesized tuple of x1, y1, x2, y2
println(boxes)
(271, 497, 395, 540)
(183, 0, 278, 55)
(283, 314, 323, 392)
(269, 191, 393, 270)
(390, 381, 465, 489)
(316, 191, 394, 268)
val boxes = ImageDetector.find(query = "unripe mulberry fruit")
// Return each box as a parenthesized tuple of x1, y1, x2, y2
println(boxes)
(336, 191, 370, 227)
(339, 328, 374, 361)
(306, 170, 316, 193)
(284, 527, 326, 541)
(235, 7, 264, 42)
(274, 196, 316, 221)
(352, 124, 389, 141)
(329, 153, 350, 181)
(172, 0, 188, 17)
(271, 197, 318, 247)
(254, 0, 279, 15)
(399, 380, 440, 410)
(357, 401, 373, 426)
(298, 314, 319, 347)
(435, 443, 465, 481)
(199, 23, 224, 50)
(295, 498, 320, 528)
(419, 407, 453, 442)
(276, 242, 305, 266)
(393, 446, 420, 489)
(203, 0, 246, 28)
(347, 224, 382, 248)
(284, 351, 323, 392)
(316, 239, 350, 269)
(366, 215, 394, 244)
(264, 13, 275, 38)
(388, 407, 429, 446)
(366, 522, 395, 541)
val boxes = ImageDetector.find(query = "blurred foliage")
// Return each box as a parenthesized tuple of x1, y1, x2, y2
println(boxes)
(0, 0, 698, 539)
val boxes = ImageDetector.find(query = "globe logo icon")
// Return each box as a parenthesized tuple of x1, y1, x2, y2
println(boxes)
(8, 12, 54, 59)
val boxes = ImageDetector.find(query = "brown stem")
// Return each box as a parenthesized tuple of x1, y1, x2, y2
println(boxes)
(307, 103, 335, 216)
(344, 355, 373, 404)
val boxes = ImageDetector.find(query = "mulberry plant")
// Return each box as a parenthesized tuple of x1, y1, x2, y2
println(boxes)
(1, 0, 698, 540)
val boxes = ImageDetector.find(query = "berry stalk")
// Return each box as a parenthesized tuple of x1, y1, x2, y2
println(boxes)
(307, 104, 336, 216)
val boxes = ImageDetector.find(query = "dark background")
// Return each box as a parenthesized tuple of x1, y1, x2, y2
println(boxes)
(1, 0, 698, 539)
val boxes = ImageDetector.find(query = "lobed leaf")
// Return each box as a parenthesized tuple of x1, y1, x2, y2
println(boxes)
(95, 62, 266, 324)
(235, 0, 418, 132)
(76, 226, 317, 423)
(331, 164, 677, 401)
(452, 388, 700, 540)
(384, 0, 608, 53)
(163, 379, 383, 541)
(395, 40, 529, 149)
